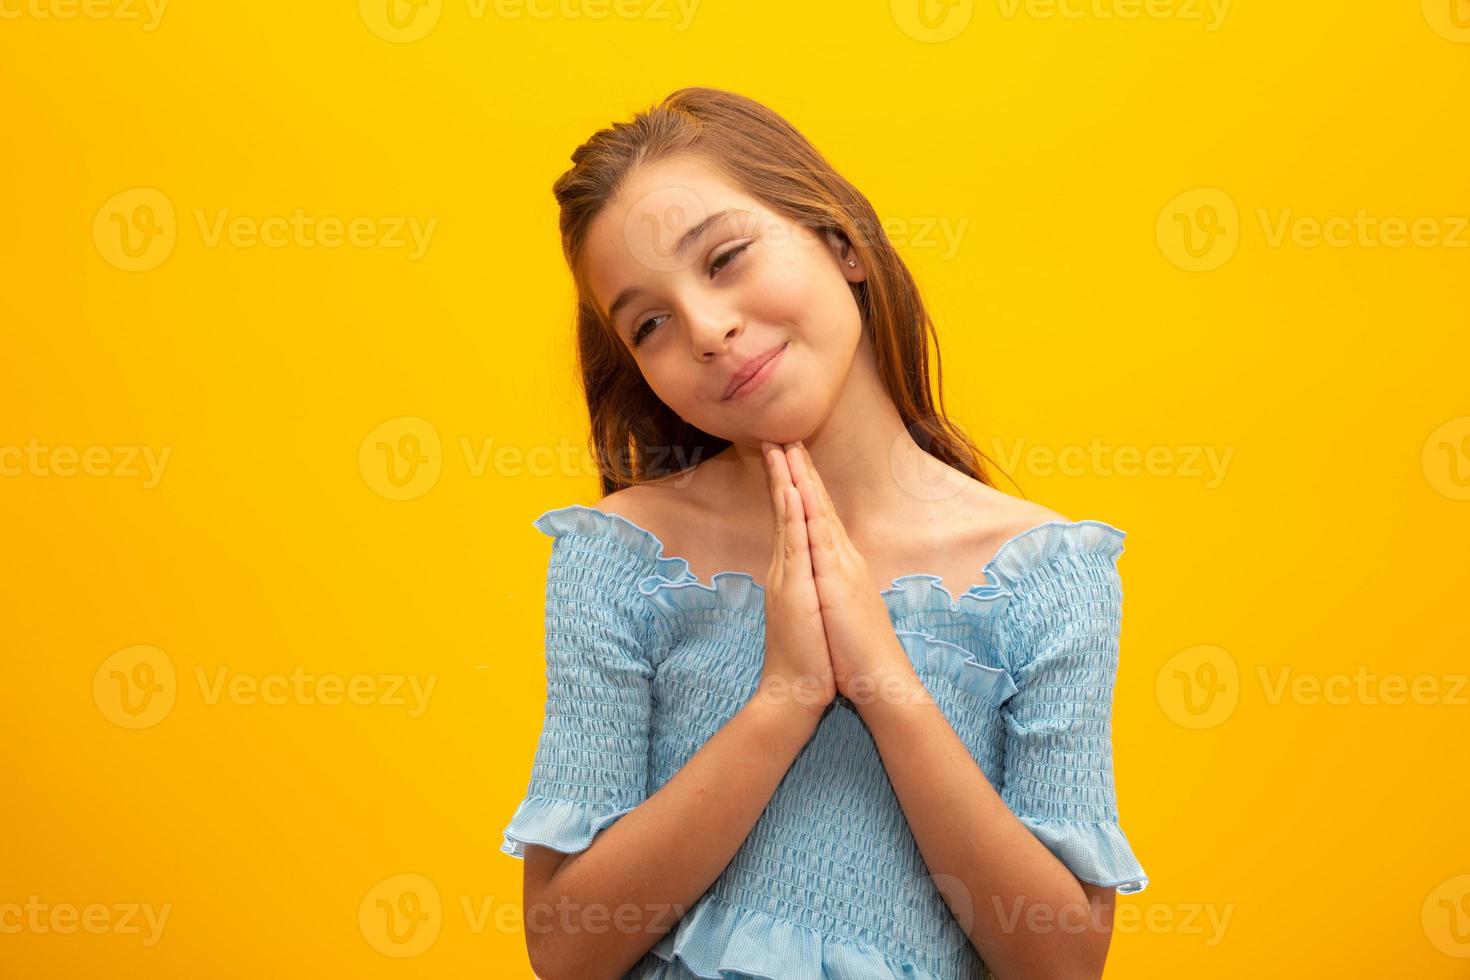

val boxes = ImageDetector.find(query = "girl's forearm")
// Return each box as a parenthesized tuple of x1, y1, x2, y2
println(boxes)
(855, 659, 1110, 980)
(528, 694, 820, 980)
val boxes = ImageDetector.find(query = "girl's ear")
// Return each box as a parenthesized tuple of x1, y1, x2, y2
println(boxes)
(824, 229, 871, 339)
(826, 229, 867, 283)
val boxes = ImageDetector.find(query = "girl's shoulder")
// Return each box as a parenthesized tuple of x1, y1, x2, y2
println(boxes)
(576, 454, 771, 582)
(937, 481, 1128, 603)
(532, 465, 733, 589)
(958, 481, 1073, 553)
(586, 479, 690, 531)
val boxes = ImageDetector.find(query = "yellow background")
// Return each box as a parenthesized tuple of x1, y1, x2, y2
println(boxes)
(3, 0, 1468, 975)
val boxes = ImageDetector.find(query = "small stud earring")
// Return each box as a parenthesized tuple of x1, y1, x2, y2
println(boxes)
(847, 259, 856, 267)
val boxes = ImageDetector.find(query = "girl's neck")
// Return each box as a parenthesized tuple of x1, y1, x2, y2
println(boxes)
(718, 332, 969, 538)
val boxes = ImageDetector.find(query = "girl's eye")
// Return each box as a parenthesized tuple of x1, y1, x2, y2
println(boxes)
(630, 242, 751, 349)
(707, 241, 750, 278)
(631, 314, 666, 348)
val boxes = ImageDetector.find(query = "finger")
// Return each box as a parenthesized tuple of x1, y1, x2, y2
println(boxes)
(769, 493, 786, 585)
(763, 442, 785, 518)
(764, 447, 813, 580)
(765, 439, 795, 491)
(784, 445, 834, 562)
(783, 485, 813, 575)
(762, 441, 794, 518)
(764, 443, 788, 582)
(790, 442, 849, 552)
(795, 441, 838, 521)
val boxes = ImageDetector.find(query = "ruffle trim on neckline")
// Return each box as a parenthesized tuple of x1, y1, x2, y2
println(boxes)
(880, 573, 1008, 620)
(532, 505, 1126, 624)
(639, 569, 765, 620)
(979, 519, 1126, 593)
(532, 505, 693, 589)
(895, 630, 1018, 704)
(647, 892, 955, 980)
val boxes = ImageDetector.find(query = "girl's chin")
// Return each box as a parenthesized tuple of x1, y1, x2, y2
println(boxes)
(741, 427, 814, 447)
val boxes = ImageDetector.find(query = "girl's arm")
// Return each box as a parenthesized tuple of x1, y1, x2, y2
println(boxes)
(855, 660, 1116, 980)
(853, 537, 1143, 980)
(518, 463, 837, 980)
(778, 442, 1142, 978)
(523, 694, 821, 980)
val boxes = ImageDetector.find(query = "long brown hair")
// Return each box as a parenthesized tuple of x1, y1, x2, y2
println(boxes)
(552, 86, 1009, 497)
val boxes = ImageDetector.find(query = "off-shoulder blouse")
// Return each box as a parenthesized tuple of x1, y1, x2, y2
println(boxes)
(502, 504, 1148, 980)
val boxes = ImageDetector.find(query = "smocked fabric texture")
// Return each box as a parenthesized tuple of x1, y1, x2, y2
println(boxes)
(502, 504, 1148, 980)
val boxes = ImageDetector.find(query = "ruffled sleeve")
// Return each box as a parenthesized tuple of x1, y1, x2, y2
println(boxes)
(988, 522, 1150, 895)
(500, 510, 659, 860)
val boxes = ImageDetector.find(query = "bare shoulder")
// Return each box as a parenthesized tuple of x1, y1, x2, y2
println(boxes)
(589, 460, 717, 543)
(959, 481, 1073, 551)
(591, 480, 685, 529)
(933, 482, 1076, 590)
(587, 449, 770, 579)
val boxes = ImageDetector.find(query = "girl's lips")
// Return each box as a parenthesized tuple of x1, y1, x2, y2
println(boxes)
(725, 342, 787, 401)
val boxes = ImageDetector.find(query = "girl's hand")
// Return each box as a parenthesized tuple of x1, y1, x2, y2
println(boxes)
(783, 441, 913, 702)
(755, 441, 836, 722)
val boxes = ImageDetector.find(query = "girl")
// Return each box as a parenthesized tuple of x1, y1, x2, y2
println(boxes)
(501, 86, 1148, 980)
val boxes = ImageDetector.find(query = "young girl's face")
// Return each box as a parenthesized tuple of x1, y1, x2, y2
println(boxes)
(581, 154, 867, 447)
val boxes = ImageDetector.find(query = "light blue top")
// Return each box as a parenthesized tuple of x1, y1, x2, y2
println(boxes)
(502, 504, 1149, 980)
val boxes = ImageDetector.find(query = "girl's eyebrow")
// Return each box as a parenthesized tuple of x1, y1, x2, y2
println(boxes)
(606, 208, 749, 323)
